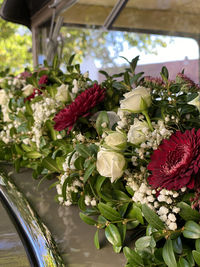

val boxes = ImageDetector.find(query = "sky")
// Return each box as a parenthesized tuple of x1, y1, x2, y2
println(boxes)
(118, 36, 199, 66)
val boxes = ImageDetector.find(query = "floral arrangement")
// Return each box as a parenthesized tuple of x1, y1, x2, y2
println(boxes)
(1, 55, 200, 266)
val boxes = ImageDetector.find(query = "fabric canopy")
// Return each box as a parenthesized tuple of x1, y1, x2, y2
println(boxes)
(0, 0, 51, 27)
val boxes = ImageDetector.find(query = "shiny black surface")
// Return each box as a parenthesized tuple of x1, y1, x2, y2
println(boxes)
(0, 167, 64, 267)
(2, 165, 126, 267)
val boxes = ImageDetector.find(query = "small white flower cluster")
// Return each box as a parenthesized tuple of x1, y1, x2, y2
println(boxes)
(0, 105, 26, 144)
(133, 120, 172, 161)
(0, 123, 14, 143)
(31, 98, 59, 148)
(72, 132, 86, 143)
(56, 173, 83, 206)
(116, 109, 130, 129)
(126, 169, 182, 231)
(63, 152, 79, 171)
(132, 182, 156, 207)
(85, 195, 97, 206)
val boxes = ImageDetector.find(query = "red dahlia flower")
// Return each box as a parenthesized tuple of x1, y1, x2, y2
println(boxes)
(39, 75, 48, 85)
(148, 129, 200, 191)
(53, 84, 105, 132)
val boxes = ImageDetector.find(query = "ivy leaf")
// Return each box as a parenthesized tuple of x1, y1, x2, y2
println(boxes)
(162, 239, 177, 267)
(98, 202, 121, 221)
(142, 204, 165, 230)
(105, 224, 122, 247)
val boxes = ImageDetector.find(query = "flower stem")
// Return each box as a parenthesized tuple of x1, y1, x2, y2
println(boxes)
(142, 110, 154, 131)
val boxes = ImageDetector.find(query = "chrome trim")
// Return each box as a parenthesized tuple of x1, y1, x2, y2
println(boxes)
(103, 0, 129, 30)
(0, 169, 65, 267)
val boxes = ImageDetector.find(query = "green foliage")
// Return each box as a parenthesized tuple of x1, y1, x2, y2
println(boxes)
(0, 3, 32, 72)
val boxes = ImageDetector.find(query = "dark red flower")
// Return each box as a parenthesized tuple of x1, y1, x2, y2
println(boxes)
(24, 88, 42, 102)
(39, 75, 48, 85)
(148, 129, 200, 191)
(53, 84, 105, 132)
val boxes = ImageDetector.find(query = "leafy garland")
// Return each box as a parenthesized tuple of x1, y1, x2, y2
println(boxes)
(1, 55, 200, 266)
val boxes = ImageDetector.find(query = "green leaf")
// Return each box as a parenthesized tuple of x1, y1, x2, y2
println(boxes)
(78, 194, 86, 211)
(178, 258, 190, 267)
(56, 157, 65, 171)
(25, 151, 42, 159)
(45, 120, 57, 141)
(79, 212, 97, 225)
(183, 221, 200, 239)
(142, 204, 165, 230)
(75, 144, 91, 158)
(21, 143, 33, 152)
(112, 190, 131, 202)
(25, 101, 33, 115)
(74, 156, 85, 170)
(68, 54, 75, 65)
(173, 237, 182, 254)
(123, 247, 144, 266)
(192, 250, 200, 266)
(162, 239, 177, 267)
(15, 144, 24, 155)
(196, 239, 200, 252)
(98, 202, 121, 221)
(96, 176, 107, 195)
(94, 230, 100, 249)
(117, 223, 126, 242)
(83, 162, 96, 183)
(42, 156, 60, 172)
(127, 204, 144, 224)
(105, 224, 122, 247)
(160, 66, 169, 80)
(96, 111, 109, 135)
(113, 245, 122, 253)
(177, 202, 200, 222)
(135, 236, 156, 250)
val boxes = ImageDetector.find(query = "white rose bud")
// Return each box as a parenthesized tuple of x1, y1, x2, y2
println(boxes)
(96, 149, 126, 182)
(55, 84, 72, 102)
(120, 86, 151, 113)
(104, 131, 127, 151)
(128, 119, 149, 145)
(22, 84, 34, 97)
(0, 90, 8, 105)
(188, 92, 200, 111)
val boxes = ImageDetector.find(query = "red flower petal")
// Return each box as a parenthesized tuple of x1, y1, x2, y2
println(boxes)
(147, 129, 200, 191)
(53, 84, 105, 132)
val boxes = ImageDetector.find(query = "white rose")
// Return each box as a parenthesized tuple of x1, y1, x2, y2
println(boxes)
(120, 86, 151, 113)
(55, 84, 71, 102)
(188, 92, 200, 111)
(22, 84, 34, 97)
(104, 131, 127, 150)
(0, 90, 8, 105)
(96, 149, 126, 182)
(128, 119, 149, 145)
